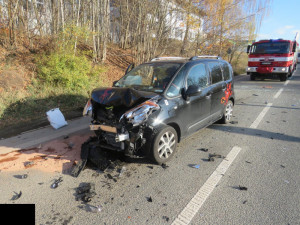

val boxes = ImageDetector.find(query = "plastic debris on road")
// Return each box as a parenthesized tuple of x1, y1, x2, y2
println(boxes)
(87, 205, 102, 213)
(11, 191, 22, 200)
(51, 177, 63, 189)
(146, 197, 153, 202)
(75, 183, 96, 203)
(46, 108, 68, 129)
(118, 166, 126, 177)
(192, 164, 200, 169)
(14, 174, 28, 179)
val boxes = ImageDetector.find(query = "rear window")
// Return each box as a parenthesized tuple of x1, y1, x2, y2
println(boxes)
(220, 62, 231, 81)
(208, 62, 223, 84)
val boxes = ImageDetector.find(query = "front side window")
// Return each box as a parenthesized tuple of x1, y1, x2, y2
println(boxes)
(208, 62, 223, 84)
(166, 65, 187, 97)
(115, 63, 181, 93)
(186, 63, 208, 88)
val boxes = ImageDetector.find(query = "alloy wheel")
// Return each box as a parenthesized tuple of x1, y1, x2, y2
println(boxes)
(157, 131, 176, 159)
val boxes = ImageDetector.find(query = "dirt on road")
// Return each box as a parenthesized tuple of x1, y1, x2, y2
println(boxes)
(0, 133, 91, 173)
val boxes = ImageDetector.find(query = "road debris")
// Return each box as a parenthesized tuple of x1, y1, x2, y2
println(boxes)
(198, 148, 208, 152)
(280, 165, 285, 168)
(24, 161, 34, 168)
(192, 164, 200, 169)
(242, 200, 247, 204)
(208, 153, 225, 161)
(161, 163, 169, 169)
(284, 180, 289, 184)
(75, 183, 96, 203)
(51, 177, 63, 189)
(253, 94, 259, 96)
(245, 161, 251, 164)
(87, 205, 102, 213)
(238, 186, 248, 191)
(230, 121, 238, 124)
(118, 166, 126, 177)
(11, 191, 22, 200)
(146, 197, 153, 202)
(14, 174, 28, 179)
(162, 216, 170, 222)
(46, 108, 68, 129)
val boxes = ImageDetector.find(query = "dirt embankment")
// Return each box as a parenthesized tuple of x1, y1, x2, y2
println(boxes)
(0, 42, 133, 138)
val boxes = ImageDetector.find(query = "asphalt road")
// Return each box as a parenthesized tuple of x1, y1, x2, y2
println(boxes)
(1, 69, 300, 225)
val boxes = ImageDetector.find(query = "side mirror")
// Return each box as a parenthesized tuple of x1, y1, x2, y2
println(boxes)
(247, 45, 251, 54)
(292, 43, 296, 52)
(125, 63, 135, 74)
(183, 85, 202, 100)
(112, 80, 118, 86)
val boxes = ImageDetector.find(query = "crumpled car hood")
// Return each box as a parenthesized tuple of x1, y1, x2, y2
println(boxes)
(91, 87, 158, 107)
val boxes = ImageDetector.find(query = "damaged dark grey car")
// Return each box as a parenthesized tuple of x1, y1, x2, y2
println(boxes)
(83, 56, 235, 164)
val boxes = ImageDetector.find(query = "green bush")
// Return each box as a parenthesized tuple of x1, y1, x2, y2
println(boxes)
(36, 52, 103, 91)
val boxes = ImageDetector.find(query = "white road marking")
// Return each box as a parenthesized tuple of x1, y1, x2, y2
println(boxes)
(250, 103, 273, 129)
(274, 88, 283, 99)
(284, 80, 290, 86)
(171, 147, 242, 225)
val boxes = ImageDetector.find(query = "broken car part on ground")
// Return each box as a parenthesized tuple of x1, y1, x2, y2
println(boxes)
(81, 56, 235, 166)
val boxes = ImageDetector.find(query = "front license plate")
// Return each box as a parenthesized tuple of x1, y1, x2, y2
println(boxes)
(261, 62, 271, 65)
(90, 124, 117, 133)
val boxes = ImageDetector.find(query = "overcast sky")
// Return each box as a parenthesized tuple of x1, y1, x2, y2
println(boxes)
(256, 0, 300, 41)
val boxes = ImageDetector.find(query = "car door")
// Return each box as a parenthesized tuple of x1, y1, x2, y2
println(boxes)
(207, 61, 226, 121)
(184, 63, 211, 135)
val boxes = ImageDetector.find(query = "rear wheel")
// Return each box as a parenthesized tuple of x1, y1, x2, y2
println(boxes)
(220, 100, 233, 124)
(151, 126, 177, 164)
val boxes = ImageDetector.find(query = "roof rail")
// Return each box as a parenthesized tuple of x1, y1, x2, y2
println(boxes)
(189, 55, 222, 60)
(151, 57, 187, 61)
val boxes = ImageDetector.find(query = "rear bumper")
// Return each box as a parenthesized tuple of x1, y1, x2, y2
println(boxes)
(246, 67, 289, 74)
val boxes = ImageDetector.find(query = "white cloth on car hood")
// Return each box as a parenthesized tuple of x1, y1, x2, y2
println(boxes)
(46, 108, 68, 129)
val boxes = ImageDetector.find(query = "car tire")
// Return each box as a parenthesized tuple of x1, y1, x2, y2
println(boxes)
(220, 100, 233, 124)
(150, 126, 177, 164)
(288, 66, 293, 77)
(250, 73, 255, 81)
(279, 73, 287, 81)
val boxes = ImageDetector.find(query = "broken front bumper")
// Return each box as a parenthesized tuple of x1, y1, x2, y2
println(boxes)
(90, 124, 130, 142)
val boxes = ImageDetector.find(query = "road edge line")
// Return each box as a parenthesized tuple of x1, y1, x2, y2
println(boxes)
(171, 146, 242, 225)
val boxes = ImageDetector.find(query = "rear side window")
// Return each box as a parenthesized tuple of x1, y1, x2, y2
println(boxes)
(220, 62, 231, 81)
(208, 62, 223, 84)
(186, 63, 208, 88)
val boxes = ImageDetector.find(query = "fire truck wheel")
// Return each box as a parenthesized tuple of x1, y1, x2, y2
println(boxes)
(250, 73, 255, 81)
(288, 66, 293, 77)
(279, 73, 287, 81)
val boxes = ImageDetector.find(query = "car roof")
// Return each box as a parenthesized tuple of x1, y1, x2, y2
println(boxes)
(143, 57, 229, 65)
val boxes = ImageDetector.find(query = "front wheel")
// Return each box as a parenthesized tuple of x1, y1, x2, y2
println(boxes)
(150, 126, 178, 164)
(279, 73, 287, 81)
(250, 73, 255, 81)
(220, 100, 234, 124)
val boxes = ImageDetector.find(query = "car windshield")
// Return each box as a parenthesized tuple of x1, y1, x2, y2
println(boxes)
(251, 42, 290, 54)
(115, 62, 182, 92)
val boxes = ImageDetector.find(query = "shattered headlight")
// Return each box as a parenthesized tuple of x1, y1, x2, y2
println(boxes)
(83, 99, 92, 116)
(120, 99, 160, 126)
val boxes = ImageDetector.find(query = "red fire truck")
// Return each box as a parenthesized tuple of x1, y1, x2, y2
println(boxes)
(246, 38, 298, 81)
